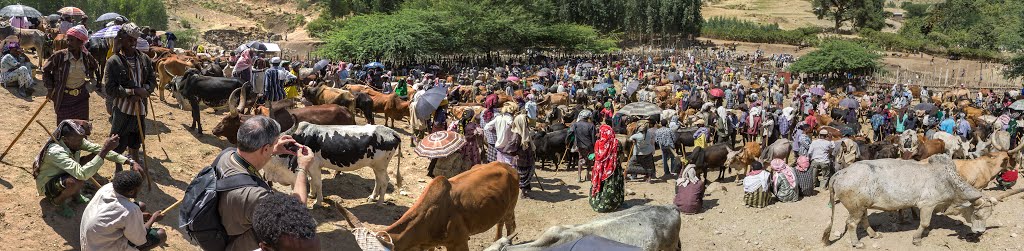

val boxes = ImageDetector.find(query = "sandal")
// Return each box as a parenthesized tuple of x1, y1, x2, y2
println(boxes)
(75, 193, 91, 204)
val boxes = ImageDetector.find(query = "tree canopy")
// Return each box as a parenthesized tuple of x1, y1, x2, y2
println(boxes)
(812, 0, 885, 32)
(788, 40, 881, 75)
(313, 0, 621, 61)
(314, 0, 702, 42)
(0, 0, 168, 30)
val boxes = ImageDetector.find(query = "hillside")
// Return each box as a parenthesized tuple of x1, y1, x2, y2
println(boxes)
(164, 0, 323, 58)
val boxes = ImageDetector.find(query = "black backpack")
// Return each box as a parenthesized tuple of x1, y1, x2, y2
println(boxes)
(179, 148, 270, 251)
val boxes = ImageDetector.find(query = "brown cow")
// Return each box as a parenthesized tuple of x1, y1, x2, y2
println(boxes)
(157, 55, 193, 102)
(378, 162, 518, 251)
(212, 103, 356, 144)
(303, 84, 357, 113)
(344, 84, 382, 97)
(915, 137, 946, 161)
(955, 148, 1022, 189)
(726, 142, 762, 181)
(373, 93, 411, 127)
(538, 92, 569, 108)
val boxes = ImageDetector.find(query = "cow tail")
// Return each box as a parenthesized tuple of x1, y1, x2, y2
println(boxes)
(822, 185, 837, 245)
(395, 143, 403, 191)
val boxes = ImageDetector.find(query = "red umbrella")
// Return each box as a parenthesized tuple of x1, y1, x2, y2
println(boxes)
(709, 88, 724, 98)
(415, 131, 466, 158)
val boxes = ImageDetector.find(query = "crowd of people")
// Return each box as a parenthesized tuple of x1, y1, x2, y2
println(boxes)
(11, 6, 1024, 250)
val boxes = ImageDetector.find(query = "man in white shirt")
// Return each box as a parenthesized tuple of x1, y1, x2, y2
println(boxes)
(80, 171, 166, 251)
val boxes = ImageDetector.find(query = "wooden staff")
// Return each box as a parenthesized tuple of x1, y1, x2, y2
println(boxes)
(163, 198, 184, 213)
(148, 98, 161, 142)
(34, 120, 103, 188)
(1, 98, 49, 161)
(134, 104, 153, 191)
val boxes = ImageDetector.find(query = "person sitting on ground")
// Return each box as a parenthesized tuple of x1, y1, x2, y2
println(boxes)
(674, 164, 704, 214)
(252, 192, 321, 251)
(742, 161, 771, 208)
(32, 119, 140, 217)
(80, 170, 166, 251)
(1, 42, 36, 97)
(770, 158, 799, 202)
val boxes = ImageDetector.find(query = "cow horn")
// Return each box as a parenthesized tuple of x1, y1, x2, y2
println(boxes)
(1010, 140, 1024, 153)
(228, 87, 241, 114)
(236, 84, 249, 113)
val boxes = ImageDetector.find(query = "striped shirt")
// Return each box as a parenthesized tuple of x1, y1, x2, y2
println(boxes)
(263, 67, 291, 102)
(112, 55, 147, 116)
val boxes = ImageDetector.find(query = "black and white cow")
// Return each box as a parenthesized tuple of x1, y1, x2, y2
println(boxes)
(263, 122, 403, 206)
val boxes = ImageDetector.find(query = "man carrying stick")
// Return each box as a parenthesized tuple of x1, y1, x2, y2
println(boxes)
(103, 23, 156, 173)
(32, 119, 141, 217)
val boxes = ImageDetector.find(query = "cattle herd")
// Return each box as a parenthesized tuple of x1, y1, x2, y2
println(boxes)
(20, 41, 1024, 250)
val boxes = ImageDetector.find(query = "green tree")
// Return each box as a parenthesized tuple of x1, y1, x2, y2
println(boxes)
(788, 39, 881, 76)
(812, 0, 885, 32)
(1006, 54, 1024, 79)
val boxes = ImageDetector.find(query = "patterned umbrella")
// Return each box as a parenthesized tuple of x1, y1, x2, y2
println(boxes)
(1010, 100, 1024, 111)
(415, 131, 466, 158)
(57, 7, 84, 16)
(617, 102, 661, 117)
(90, 25, 120, 38)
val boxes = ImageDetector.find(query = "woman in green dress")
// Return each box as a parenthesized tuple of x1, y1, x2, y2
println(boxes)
(590, 124, 623, 212)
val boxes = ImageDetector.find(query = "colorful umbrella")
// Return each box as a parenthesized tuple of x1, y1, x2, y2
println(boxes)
(0, 4, 43, 17)
(709, 88, 724, 98)
(414, 131, 466, 158)
(507, 76, 520, 82)
(1010, 100, 1024, 111)
(90, 25, 121, 38)
(617, 102, 661, 117)
(57, 7, 84, 16)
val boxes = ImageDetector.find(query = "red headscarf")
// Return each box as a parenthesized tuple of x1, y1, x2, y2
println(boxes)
(591, 125, 619, 196)
(483, 93, 498, 122)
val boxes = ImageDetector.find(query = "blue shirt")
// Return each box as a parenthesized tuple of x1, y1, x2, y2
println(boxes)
(939, 118, 956, 134)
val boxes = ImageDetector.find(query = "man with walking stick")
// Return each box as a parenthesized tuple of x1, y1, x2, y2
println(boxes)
(103, 23, 156, 174)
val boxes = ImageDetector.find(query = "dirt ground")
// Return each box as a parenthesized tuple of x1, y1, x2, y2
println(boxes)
(1, 72, 1024, 250)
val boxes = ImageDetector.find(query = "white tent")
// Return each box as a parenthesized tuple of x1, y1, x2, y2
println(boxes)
(263, 43, 281, 52)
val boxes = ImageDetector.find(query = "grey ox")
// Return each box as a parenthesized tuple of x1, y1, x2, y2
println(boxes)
(483, 205, 681, 251)
(822, 154, 999, 248)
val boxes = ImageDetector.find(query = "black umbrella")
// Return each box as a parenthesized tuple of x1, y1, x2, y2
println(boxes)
(839, 98, 859, 109)
(666, 72, 681, 81)
(914, 103, 937, 112)
(0, 4, 43, 17)
(313, 59, 331, 72)
(236, 41, 267, 52)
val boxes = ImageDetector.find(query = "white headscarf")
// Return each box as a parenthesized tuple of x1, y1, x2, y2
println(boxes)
(676, 164, 699, 187)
